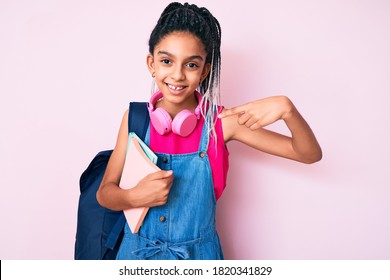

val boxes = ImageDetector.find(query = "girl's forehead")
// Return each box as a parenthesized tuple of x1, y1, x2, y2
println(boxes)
(154, 31, 207, 57)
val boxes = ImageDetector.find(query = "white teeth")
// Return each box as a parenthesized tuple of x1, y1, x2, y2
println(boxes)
(168, 84, 184, 90)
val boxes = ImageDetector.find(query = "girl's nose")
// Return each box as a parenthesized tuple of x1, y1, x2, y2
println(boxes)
(171, 65, 185, 81)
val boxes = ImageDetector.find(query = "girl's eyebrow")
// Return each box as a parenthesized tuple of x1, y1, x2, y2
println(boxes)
(157, 51, 204, 61)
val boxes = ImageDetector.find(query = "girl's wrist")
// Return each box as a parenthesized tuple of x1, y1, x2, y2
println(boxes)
(126, 187, 142, 208)
(279, 96, 295, 121)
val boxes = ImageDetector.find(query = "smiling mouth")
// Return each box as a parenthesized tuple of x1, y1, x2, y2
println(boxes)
(167, 83, 186, 90)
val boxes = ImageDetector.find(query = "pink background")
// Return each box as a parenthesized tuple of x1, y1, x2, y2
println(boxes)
(1, 0, 389, 259)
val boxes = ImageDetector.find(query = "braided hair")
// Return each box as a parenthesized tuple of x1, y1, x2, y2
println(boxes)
(148, 2, 222, 137)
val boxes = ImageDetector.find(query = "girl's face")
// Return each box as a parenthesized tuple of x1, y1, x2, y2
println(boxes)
(147, 31, 210, 113)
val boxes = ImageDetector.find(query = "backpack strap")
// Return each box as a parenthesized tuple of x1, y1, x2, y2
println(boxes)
(128, 102, 150, 138)
(104, 102, 149, 252)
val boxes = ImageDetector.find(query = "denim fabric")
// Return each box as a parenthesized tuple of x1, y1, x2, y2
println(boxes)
(116, 120, 224, 260)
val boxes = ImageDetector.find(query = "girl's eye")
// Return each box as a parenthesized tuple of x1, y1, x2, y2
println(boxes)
(187, 63, 198, 68)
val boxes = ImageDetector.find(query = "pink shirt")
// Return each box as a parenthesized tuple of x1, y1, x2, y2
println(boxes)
(149, 108, 229, 200)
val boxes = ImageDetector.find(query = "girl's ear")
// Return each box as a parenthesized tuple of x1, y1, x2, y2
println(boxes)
(200, 63, 211, 82)
(146, 53, 155, 77)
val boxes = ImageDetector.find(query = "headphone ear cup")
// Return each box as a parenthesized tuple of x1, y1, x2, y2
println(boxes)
(150, 108, 172, 135)
(172, 109, 198, 137)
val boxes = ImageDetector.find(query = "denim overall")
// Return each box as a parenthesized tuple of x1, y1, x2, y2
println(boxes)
(116, 120, 224, 260)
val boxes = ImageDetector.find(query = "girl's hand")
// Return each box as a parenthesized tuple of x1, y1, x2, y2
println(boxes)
(218, 96, 294, 130)
(128, 170, 174, 208)
(219, 96, 322, 164)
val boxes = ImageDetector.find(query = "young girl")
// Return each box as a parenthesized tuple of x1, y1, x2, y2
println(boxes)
(97, 2, 322, 260)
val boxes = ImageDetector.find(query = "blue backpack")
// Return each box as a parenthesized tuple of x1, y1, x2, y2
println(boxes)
(74, 102, 149, 260)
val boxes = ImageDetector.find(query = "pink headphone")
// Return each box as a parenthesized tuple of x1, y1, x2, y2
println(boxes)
(147, 91, 202, 137)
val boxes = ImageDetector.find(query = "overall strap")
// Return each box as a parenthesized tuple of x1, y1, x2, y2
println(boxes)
(198, 116, 210, 153)
(104, 102, 149, 251)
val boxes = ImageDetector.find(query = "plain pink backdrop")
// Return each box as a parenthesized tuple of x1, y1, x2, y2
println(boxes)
(1, 0, 389, 259)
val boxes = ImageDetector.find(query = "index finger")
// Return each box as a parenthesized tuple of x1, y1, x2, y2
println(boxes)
(218, 105, 246, 118)
(147, 170, 173, 181)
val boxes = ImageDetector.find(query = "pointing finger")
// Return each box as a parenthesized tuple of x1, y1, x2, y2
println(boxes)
(218, 105, 246, 118)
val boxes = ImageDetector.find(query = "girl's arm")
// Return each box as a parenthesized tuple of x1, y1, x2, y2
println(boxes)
(96, 110, 174, 211)
(219, 96, 322, 164)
